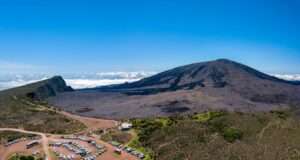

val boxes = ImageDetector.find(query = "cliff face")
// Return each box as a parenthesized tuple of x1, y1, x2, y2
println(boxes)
(0, 76, 73, 100)
(26, 76, 74, 100)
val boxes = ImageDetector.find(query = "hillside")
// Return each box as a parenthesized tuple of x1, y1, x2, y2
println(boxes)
(0, 76, 85, 134)
(129, 110, 300, 160)
(48, 59, 300, 119)
(0, 76, 73, 100)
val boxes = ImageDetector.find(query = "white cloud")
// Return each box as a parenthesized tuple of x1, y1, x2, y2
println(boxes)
(95, 71, 156, 79)
(272, 74, 300, 81)
(65, 78, 140, 89)
(0, 72, 155, 90)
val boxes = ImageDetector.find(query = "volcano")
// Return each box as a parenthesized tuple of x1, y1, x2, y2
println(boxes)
(48, 59, 300, 119)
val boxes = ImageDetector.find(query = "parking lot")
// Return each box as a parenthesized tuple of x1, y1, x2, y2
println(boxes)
(0, 139, 44, 160)
(48, 134, 138, 160)
(0, 111, 138, 160)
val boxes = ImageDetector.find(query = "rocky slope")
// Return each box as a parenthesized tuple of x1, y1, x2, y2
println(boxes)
(48, 59, 300, 119)
(0, 76, 73, 100)
(99, 59, 300, 104)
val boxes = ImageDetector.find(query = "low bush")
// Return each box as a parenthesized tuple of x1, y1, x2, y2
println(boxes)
(193, 111, 225, 123)
(9, 155, 35, 160)
(222, 127, 243, 143)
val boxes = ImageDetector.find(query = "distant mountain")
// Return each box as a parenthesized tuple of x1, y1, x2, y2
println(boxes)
(0, 76, 73, 100)
(0, 72, 156, 90)
(99, 59, 300, 104)
(48, 59, 300, 119)
(1, 72, 299, 91)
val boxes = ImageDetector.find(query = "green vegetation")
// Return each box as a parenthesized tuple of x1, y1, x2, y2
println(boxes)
(101, 129, 132, 144)
(9, 155, 41, 160)
(270, 110, 290, 119)
(127, 131, 154, 160)
(101, 121, 155, 160)
(222, 127, 243, 142)
(192, 111, 225, 122)
(128, 116, 190, 160)
(0, 96, 86, 134)
(129, 110, 300, 160)
(131, 119, 164, 144)
(154, 117, 175, 127)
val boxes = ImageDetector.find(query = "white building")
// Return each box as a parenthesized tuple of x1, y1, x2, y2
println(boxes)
(119, 122, 133, 131)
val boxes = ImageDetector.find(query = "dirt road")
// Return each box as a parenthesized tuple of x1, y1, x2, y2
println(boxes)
(0, 103, 137, 160)
(59, 111, 118, 130)
(24, 99, 118, 131)
(0, 128, 51, 160)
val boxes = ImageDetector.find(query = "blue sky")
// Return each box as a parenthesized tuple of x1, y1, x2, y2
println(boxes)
(0, 0, 299, 74)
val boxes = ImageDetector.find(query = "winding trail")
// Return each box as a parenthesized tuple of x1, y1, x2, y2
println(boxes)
(0, 128, 51, 160)
(257, 120, 280, 143)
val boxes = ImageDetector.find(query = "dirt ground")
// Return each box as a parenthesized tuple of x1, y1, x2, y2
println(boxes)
(0, 131, 138, 160)
(60, 111, 118, 131)
(0, 140, 43, 160)
(0, 107, 137, 160)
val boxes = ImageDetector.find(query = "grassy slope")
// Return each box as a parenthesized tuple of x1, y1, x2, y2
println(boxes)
(0, 77, 86, 134)
(131, 111, 300, 160)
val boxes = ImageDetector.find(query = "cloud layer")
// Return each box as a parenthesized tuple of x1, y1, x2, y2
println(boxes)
(0, 72, 155, 90)
(271, 74, 300, 81)
(65, 78, 140, 89)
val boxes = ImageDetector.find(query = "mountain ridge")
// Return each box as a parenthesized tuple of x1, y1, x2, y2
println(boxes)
(99, 59, 300, 91)
(97, 59, 300, 104)
(48, 59, 300, 119)
(0, 76, 73, 100)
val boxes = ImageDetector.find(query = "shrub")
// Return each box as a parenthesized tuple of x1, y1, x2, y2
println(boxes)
(131, 119, 163, 144)
(208, 117, 228, 133)
(270, 110, 289, 120)
(222, 127, 243, 143)
(10, 155, 35, 160)
(20, 156, 34, 160)
(193, 111, 225, 122)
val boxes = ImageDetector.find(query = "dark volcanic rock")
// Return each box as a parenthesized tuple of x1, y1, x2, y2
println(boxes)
(48, 59, 300, 119)
(99, 59, 300, 104)
(30, 76, 73, 100)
